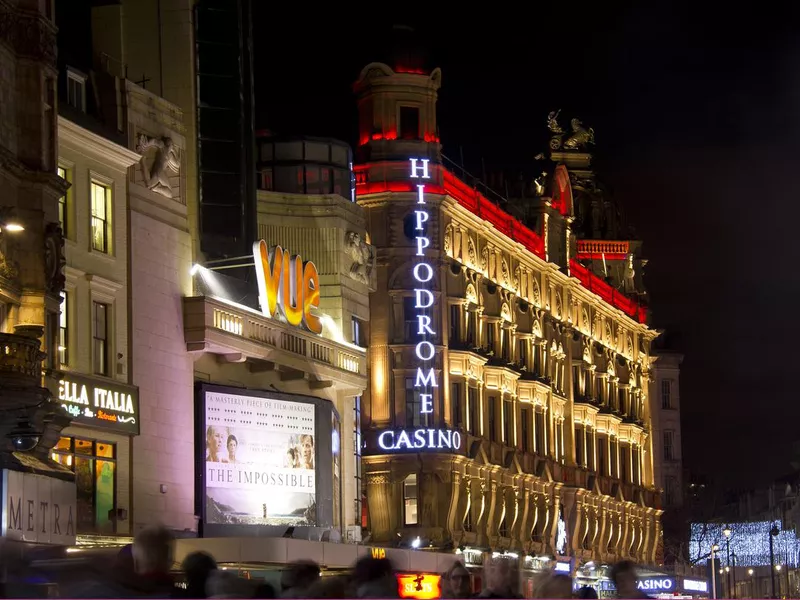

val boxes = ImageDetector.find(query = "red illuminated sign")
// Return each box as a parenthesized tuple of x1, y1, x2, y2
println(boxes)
(397, 574, 441, 600)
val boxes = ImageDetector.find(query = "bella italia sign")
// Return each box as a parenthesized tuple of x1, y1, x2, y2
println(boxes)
(375, 158, 462, 455)
(58, 373, 140, 435)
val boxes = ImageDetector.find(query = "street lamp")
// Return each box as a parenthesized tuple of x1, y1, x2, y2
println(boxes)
(731, 551, 737, 599)
(770, 524, 780, 599)
(711, 544, 721, 600)
(724, 525, 733, 599)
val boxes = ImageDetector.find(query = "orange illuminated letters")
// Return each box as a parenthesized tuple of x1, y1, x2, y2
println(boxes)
(253, 240, 322, 335)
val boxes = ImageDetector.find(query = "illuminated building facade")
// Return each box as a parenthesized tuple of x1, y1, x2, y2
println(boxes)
(355, 59, 662, 567)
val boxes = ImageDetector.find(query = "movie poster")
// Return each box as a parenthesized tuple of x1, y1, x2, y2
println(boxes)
(203, 390, 316, 526)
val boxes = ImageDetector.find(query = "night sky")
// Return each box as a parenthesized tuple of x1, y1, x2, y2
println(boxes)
(254, 5, 800, 488)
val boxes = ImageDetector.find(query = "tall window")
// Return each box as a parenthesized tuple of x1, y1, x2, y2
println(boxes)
(57, 166, 69, 237)
(351, 316, 365, 347)
(598, 438, 607, 476)
(534, 409, 546, 455)
(66, 68, 87, 112)
(91, 181, 110, 253)
(93, 301, 110, 376)
(451, 382, 463, 428)
(449, 304, 461, 344)
(485, 322, 495, 352)
(502, 399, 512, 444)
(399, 106, 420, 140)
(467, 387, 478, 435)
(51, 437, 116, 533)
(586, 429, 595, 471)
(521, 407, 530, 452)
(354, 396, 363, 528)
(664, 476, 677, 506)
(488, 396, 497, 442)
(405, 377, 429, 427)
(518, 339, 528, 369)
(661, 380, 673, 409)
(466, 310, 477, 345)
(501, 330, 510, 362)
(575, 425, 585, 467)
(403, 474, 418, 525)
(620, 444, 631, 483)
(59, 291, 69, 366)
(663, 430, 675, 461)
(610, 438, 619, 478)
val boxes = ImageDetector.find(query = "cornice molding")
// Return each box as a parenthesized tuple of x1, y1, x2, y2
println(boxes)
(58, 116, 140, 169)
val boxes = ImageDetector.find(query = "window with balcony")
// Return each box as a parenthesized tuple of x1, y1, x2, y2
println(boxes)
(485, 322, 495, 353)
(351, 316, 366, 347)
(59, 291, 68, 366)
(51, 437, 116, 533)
(621, 444, 631, 483)
(501, 329, 510, 362)
(403, 474, 418, 525)
(533, 343, 543, 376)
(661, 379, 673, 409)
(664, 430, 675, 461)
(598, 437, 608, 476)
(90, 181, 110, 253)
(586, 428, 595, 471)
(399, 106, 420, 140)
(93, 301, 110, 376)
(467, 387, 478, 435)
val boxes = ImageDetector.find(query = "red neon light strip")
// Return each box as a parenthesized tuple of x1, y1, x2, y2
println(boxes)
(354, 166, 645, 323)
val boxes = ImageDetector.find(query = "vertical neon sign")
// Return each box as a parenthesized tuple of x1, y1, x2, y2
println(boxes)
(409, 158, 437, 418)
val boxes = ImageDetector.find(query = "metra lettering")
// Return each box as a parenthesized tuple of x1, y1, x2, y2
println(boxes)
(378, 429, 462, 451)
(8, 494, 74, 537)
(58, 380, 134, 414)
(409, 158, 438, 418)
(252, 241, 323, 335)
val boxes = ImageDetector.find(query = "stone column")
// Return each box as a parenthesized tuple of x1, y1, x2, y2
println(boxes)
(365, 471, 393, 542)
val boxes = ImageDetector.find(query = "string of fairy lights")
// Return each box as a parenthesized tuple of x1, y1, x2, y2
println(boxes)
(690, 521, 800, 567)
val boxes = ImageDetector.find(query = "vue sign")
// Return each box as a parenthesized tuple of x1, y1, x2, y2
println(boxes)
(253, 241, 322, 335)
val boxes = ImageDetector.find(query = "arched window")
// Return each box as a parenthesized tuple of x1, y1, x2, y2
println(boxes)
(403, 474, 418, 525)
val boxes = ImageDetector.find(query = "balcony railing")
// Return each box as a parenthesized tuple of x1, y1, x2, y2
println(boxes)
(184, 296, 367, 380)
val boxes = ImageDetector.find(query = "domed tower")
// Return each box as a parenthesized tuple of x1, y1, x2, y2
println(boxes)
(353, 25, 442, 168)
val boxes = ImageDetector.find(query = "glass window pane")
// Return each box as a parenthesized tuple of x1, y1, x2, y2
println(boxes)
(96, 442, 114, 459)
(54, 436, 71, 451)
(75, 457, 94, 531)
(75, 439, 93, 455)
(95, 460, 115, 527)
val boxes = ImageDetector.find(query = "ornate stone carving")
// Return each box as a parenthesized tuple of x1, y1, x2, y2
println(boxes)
(0, 248, 18, 282)
(554, 293, 562, 318)
(366, 473, 390, 485)
(43, 223, 65, 295)
(547, 110, 595, 151)
(443, 222, 452, 256)
(532, 279, 541, 306)
(513, 266, 521, 292)
(501, 259, 510, 286)
(136, 134, 181, 198)
(345, 231, 375, 285)
(623, 253, 636, 293)
(467, 237, 477, 266)
(0, 5, 58, 66)
(480, 245, 489, 273)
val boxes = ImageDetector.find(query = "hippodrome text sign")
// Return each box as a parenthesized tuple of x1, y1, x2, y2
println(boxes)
(375, 158, 461, 454)
(252, 241, 323, 335)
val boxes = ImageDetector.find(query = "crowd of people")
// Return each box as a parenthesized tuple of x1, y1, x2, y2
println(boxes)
(55, 526, 654, 599)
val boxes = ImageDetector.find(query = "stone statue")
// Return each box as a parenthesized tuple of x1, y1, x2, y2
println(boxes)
(534, 171, 547, 196)
(563, 118, 595, 150)
(345, 231, 375, 285)
(623, 253, 636, 294)
(136, 134, 181, 199)
(547, 111, 596, 151)
(43, 222, 65, 295)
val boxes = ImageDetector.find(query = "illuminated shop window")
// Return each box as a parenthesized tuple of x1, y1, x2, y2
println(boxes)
(51, 436, 116, 533)
(403, 474, 418, 525)
(90, 181, 110, 253)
